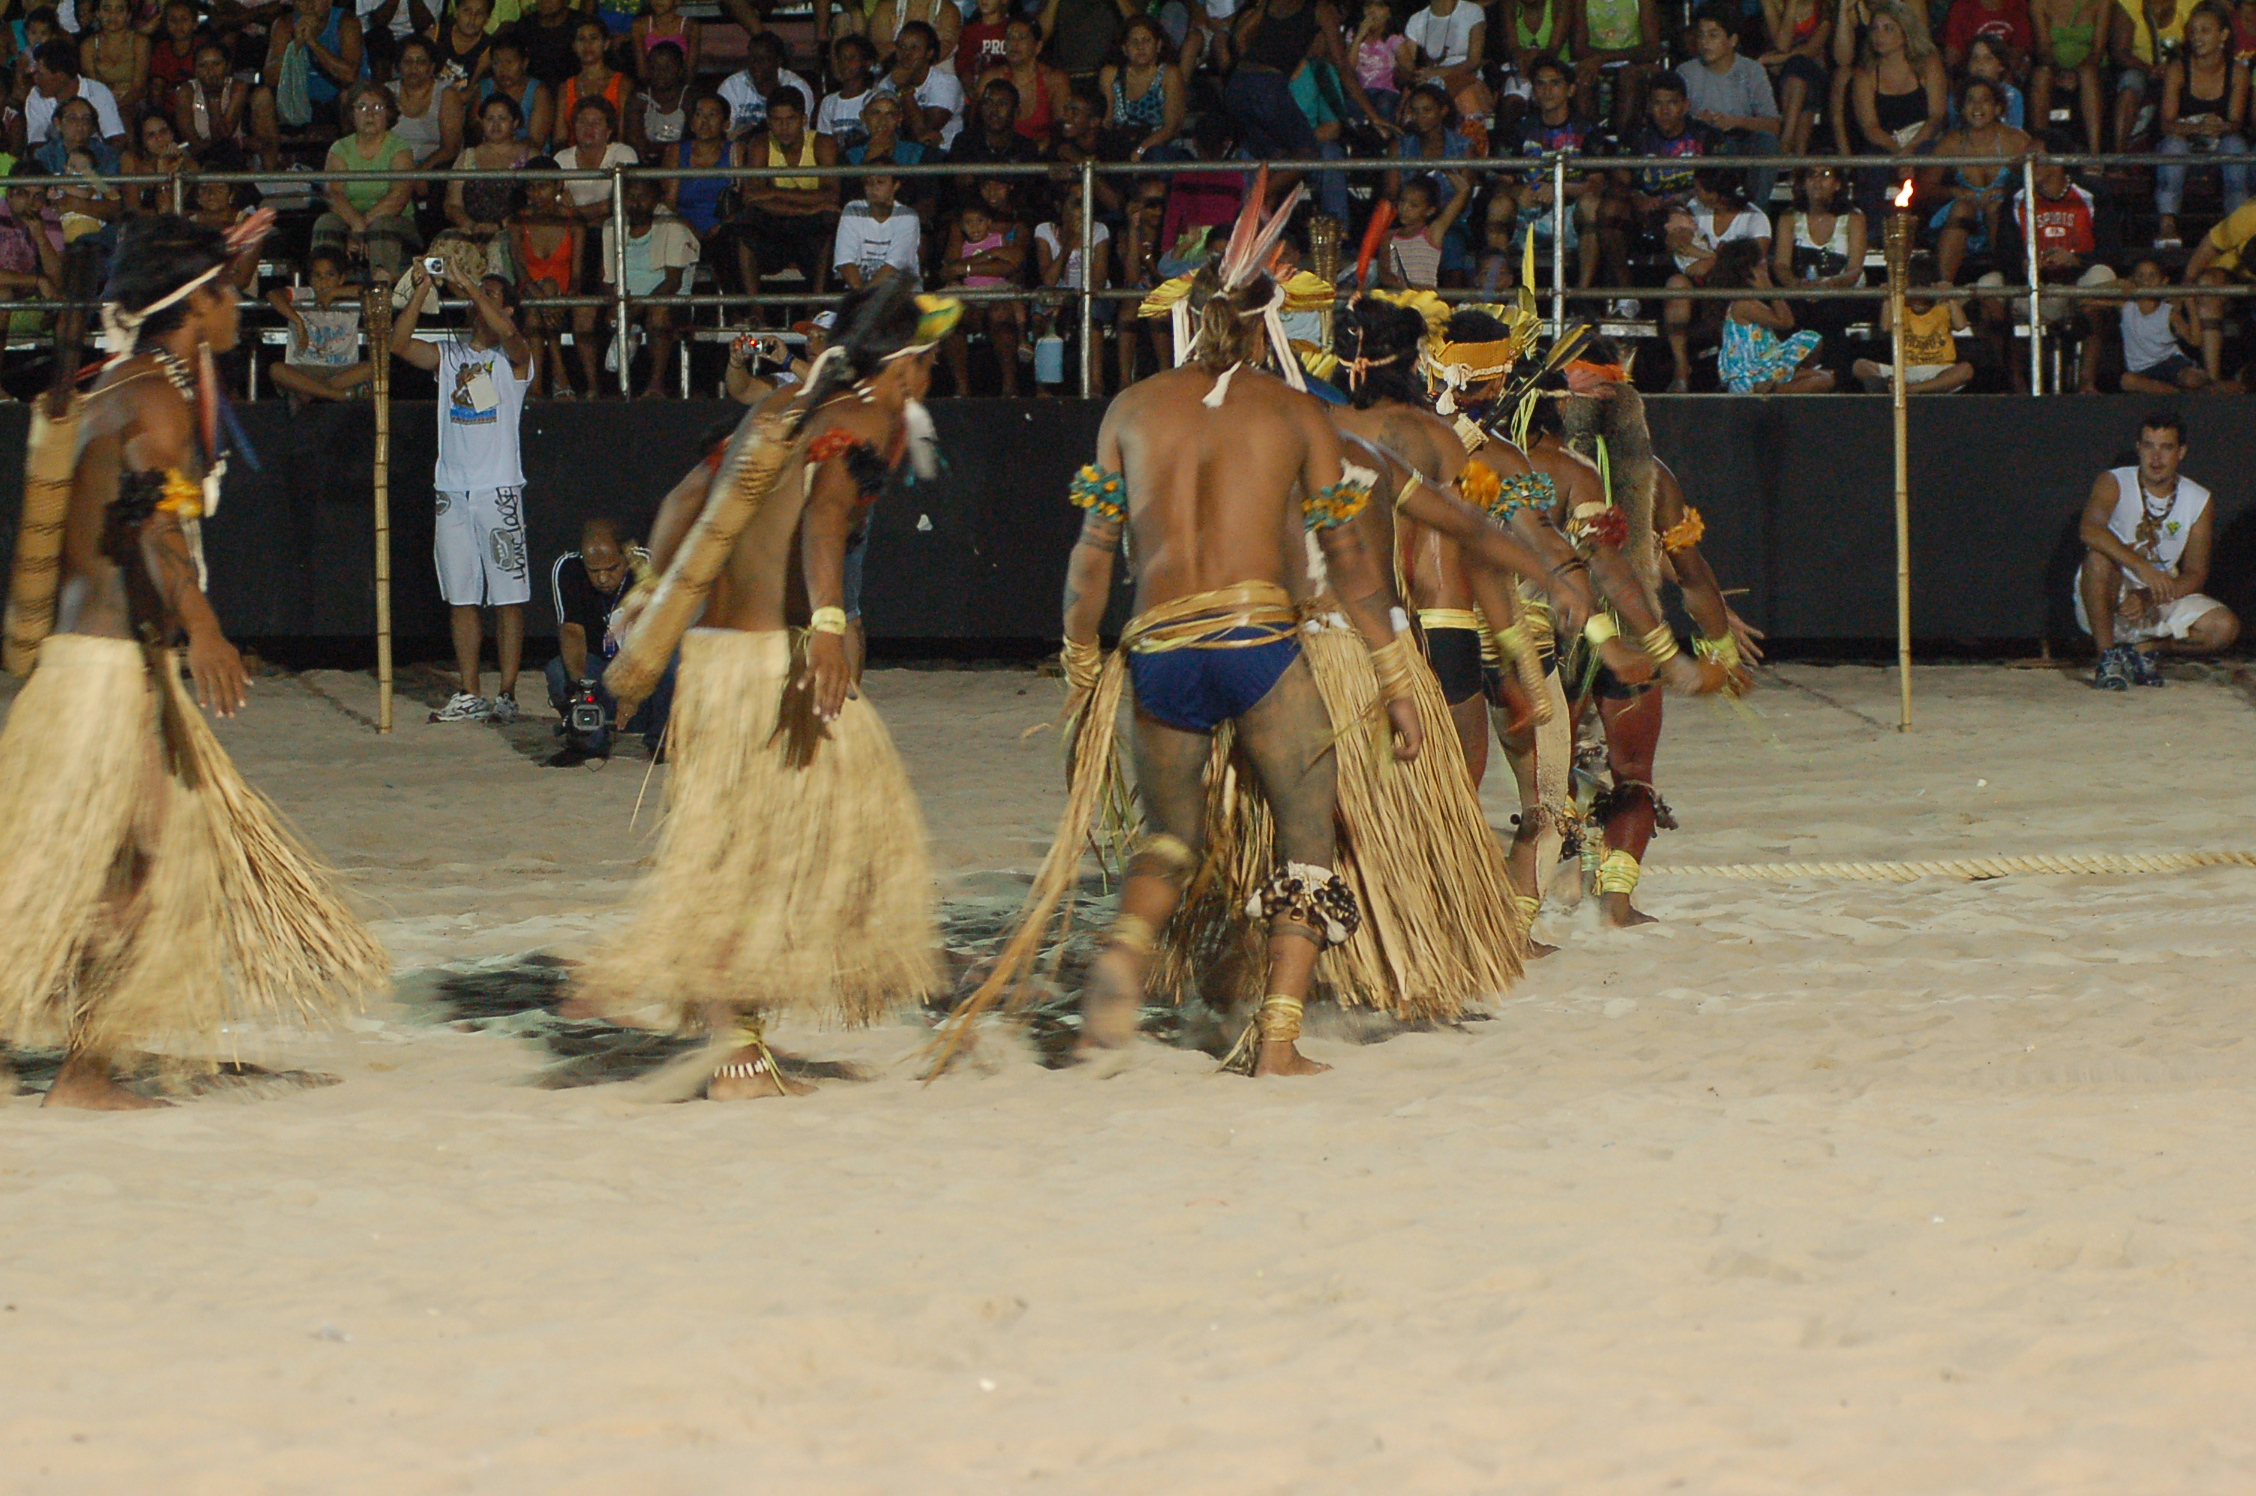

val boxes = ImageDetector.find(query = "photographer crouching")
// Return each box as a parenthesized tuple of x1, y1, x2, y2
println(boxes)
(544, 518, 676, 766)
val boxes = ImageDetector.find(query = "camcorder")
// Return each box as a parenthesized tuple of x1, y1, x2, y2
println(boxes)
(566, 681, 607, 737)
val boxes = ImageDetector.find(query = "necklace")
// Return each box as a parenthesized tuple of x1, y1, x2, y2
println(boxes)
(2140, 474, 2177, 518)
(151, 347, 195, 399)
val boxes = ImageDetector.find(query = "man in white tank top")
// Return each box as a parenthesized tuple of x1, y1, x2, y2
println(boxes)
(2074, 412, 2240, 690)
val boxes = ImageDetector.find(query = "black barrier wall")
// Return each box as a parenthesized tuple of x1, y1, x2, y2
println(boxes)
(0, 397, 2247, 648)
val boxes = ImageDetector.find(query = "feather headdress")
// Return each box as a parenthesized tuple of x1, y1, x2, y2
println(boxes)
(1134, 168, 1318, 405)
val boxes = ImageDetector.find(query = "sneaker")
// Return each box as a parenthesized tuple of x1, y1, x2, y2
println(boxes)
(1606, 298, 1641, 319)
(431, 692, 492, 722)
(2131, 647, 2166, 687)
(2093, 646, 2133, 692)
(490, 693, 520, 724)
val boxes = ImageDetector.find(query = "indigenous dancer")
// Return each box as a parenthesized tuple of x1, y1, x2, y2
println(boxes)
(575, 284, 957, 1100)
(0, 216, 388, 1110)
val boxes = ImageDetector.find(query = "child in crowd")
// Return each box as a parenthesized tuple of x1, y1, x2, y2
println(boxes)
(832, 163, 922, 289)
(817, 35, 880, 153)
(1383, 170, 1470, 289)
(52, 149, 117, 243)
(1855, 254, 1975, 393)
(1351, 0, 1412, 124)
(1714, 239, 1835, 393)
(511, 164, 586, 397)
(941, 183, 1025, 395)
(2118, 257, 2237, 393)
(266, 248, 373, 406)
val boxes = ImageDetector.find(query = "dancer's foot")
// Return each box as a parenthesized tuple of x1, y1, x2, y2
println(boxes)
(1251, 1038, 1329, 1077)
(707, 1044, 811, 1100)
(1599, 892, 1656, 928)
(1526, 937, 1559, 959)
(1076, 948, 1143, 1055)
(43, 1053, 169, 1110)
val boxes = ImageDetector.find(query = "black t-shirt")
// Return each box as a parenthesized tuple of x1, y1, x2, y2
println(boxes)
(553, 556, 628, 650)
(510, 13, 581, 89)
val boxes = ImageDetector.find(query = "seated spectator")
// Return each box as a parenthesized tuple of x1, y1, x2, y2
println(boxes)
(734, 91, 839, 320)
(256, 0, 369, 144)
(510, 162, 585, 396)
(600, 175, 698, 398)
(553, 17, 628, 150)
(1046, 89, 1125, 217)
(631, 0, 702, 77)
(79, 0, 150, 121)
(1471, 193, 1520, 291)
(1383, 169, 1470, 288)
(546, 517, 673, 763)
(185, 170, 262, 296)
(667, 92, 742, 244)
(2077, 412, 2239, 689)
(2030, 0, 2106, 153)
(876, 21, 964, 150)
(1758, 0, 1831, 155)
(940, 182, 1026, 394)
(1114, 174, 1169, 385)
(2153, 1, 2248, 250)
(429, 0, 496, 91)
(1661, 167, 1772, 389)
(148, 0, 205, 121)
(818, 34, 882, 153)
(1773, 163, 1867, 347)
(118, 110, 191, 216)
(1043, 0, 1133, 86)
(957, 0, 1013, 81)
(447, 90, 533, 276)
(1679, 5, 1783, 211)
(1391, 81, 1486, 276)
(314, 80, 418, 280)
(870, 0, 961, 71)
(1346, 0, 1411, 126)
(2118, 257, 2234, 392)
(1404, 0, 1492, 132)
(832, 158, 922, 289)
(1976, 147, 2118, 392)
(1572, 0, 1663, 133)
(1854, 252, 1975, 391)
(1596, 71, 1712, 299)
(1157, 111, 1246, 254)
(1941, 0, 2034, 70)
(945, 77, 1041, 220)
(557, 95, 637, 235)
(718, 31, 815, 138)
(477, 37, 553, 145)
(1102, 15, 1191, 161)
(390, 36, 460, 195)
(625, 37, 692, 157)
(1223, 0, 1333, 161)
(2183, 195, 2256, 379)
(0, 164, 63, 352)
(174, 41, 254, 163)
(1032, 185, 1110, 390)
(1715, 238, 1835, 391)
(1921, 77, 2033, 282)
(980, 17, 1069, 146)
(1951, 35, 2027, 127)
(1289, 47, 1360, 223)
(24, 39, 128, 152)
(510, 0, 583, 94)
(1850, 0, 1947, 162)
(2108, 0, 2186, 150)
(266, 247, 373, 405)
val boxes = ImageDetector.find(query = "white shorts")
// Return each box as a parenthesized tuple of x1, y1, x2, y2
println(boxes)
(435, 486, 530, 607)
(2073, 572, 2225, 644)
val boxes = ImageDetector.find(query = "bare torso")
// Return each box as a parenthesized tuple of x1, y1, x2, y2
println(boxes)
(56, 364, 200, 643)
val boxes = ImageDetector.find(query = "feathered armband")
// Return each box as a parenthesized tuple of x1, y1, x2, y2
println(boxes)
(1069, 464, 1127, 525)
(1305, 463, 1376, 531)
(1660, 505, 1706, 554)
(1569, 501, 1631, 550)
(1487, 469, 1555, 525)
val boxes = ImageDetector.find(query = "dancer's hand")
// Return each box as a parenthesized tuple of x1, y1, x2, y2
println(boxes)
(1725, 606, 1765, 664)
(186, 627, 249, 718)
(1492, 670, 1537, 737)
(1663, 653, 1731, 696)
(1385, 694, 1423, 762)
(1598, 636, 1655, 687)
(802, 629, 856, 724)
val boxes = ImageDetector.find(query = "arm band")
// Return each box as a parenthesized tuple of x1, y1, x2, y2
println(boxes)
(1583, 613, 1619, 645)
(1061, 636, 1103, 692)
(1487, 470, 1556, 525)
(1693, 633, 1740, 671)
(809, 606, 850, 636)
(1640, 623, 1681, 665)
(1368, 634, 1416, 703)
(1068, 463, 1128, 525)
(1306, 462, 1378, 530)
(1660, 505, 1706, 553)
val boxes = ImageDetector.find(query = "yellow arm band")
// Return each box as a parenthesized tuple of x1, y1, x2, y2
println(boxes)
(809, 607, 850, 636)
(1640, 623, 1681, 665)
(1491, 619, 1532, 663)
(1693, 633, 1740, 671)
(1368, 634, 1417, 703)
(1061, 636, 1103, 692)
(1582, 613, 1619, 646)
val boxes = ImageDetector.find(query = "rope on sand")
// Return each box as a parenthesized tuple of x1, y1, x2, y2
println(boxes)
(1648, 851, 2256, 883)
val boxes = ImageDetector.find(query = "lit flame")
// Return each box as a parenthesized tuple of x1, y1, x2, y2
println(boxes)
(1893, 179, 1916, 209)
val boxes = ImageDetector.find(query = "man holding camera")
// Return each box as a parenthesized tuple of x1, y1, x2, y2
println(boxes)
(391, 258, 535, 724)
(544, 517, 676, 764)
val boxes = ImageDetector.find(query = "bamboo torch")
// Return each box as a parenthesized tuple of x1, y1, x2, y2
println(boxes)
(1884, 177, 1915, 733)
(367, 285, 394, 733)
(1307, 213, 1340, 352)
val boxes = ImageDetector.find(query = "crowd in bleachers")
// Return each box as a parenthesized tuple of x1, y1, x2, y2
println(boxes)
(0, 0, 2248, 396)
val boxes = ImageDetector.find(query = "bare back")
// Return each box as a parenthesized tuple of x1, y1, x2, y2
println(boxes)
(701, 397, 896, 632)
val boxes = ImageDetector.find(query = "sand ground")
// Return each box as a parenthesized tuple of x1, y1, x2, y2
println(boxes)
(5, 660, 2255, 1494)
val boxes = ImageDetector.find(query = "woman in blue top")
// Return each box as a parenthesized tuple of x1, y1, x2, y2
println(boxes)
(667, 92, 739, 237)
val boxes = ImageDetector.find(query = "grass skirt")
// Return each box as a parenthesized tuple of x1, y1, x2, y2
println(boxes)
(0, 634, 388, 1057)
(578, 628, 939, 1033)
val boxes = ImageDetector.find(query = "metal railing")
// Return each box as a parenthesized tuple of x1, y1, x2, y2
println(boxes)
(16, 146, 2255, 397)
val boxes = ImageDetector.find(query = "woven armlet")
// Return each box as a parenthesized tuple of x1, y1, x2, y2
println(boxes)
(1068, 463, 1127, 525)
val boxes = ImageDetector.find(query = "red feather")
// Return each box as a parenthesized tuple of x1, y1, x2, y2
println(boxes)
(1354, 199, 1396, 289)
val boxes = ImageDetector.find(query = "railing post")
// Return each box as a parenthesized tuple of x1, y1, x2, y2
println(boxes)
(1079, 158, 1096, 398)
(611, 162, 631, 397)
(2023, 153, 2043, 395)
(1549, 152, 1566, 335)
(170, 172, 184, 215)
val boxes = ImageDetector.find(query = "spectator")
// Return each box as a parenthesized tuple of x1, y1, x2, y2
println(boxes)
(719, 32, 815, 138)
(870, 0, 962, 73)
(1921, 76, 2032, 282)
(314, 79, 418, 281)
(734, 91, 839, 320)
(174, 41, 252, 162)
(1661, 167, 1771, 389)
(148, 0, 206, 121)
(1403, 0, 1490, 130)
(1941, 0, 2034, 68)
(389, 35, 458, 174)
(1952, 35, 2027, 127)
(266, 246, 373, 405)
(2153, 1, 2247, 250)
(1851, 0, 1947, 216)
(1759, 0, 1831, 155)
(848, 90, 927, 168)
(78, 0, 151, 121)
(0, 164, 63, 347)
(429, 0, 495, 89)
(185, 172, 262, 297)
(1572, 0, 1664, 133)
(1100, 18, 1190, 163)
(1115, 174, 1168, 385)
(2118, 257, 2232, 391)
(38, 104, 119, 244)
(390, 259, 537, 724)
(545, 517, 672, 764)
(2076, 411, 2239, 690)
(945, 77, 1041, 218)
(552, 16, 626, 150)
(1383, 169, 1470, 287)
(1157, 110, 1246, 252)
(1773, 162, 1867, 349)
(257, 0, 369, 138)
(832, 157, 921, 288)
(724, 327, 813, 405)
(1289, 44, 1361, 222)
(982, 17, 1070, 145)
(1499, 63, 1603, 289)
(1346, 0, 1411, 126)
(1033, 183, 1109, 387)
(508, 0, 580, 90)
(877, 21, 964, 149)
(957, 0, 1013, 81)
(1040, 0, 1131, 86)
(1596, 71, 1711, 299)
(22, 39, 128, 151)
(818, 33, 881, 152)
(1714, 238, 1834, 391)
(444, 90, 529, 276)
(1226, 0, 1334, 161)
(510, 160, 583, 395)
(2030, 0, 2106, 152)
(477, 36, 552, 145)
(630, 0, 701, 78)
(1679, 6, 1783, 210)
(625, 36, 689, 157)
(2183, 196, 2256, 379)
(1981, 148, 2117, 392)
(1048, 89, 1126, 217)
(940, 181, 1026, 393)
(557, 95, 636, 232)
(118, 109, 190, 216)
(361, 0, 433, 86)
(2108, 0, 2188, 151)
(1854, 252, 1974, 391)
(600, 175, 697, 398)
(667, 91, 742, 244)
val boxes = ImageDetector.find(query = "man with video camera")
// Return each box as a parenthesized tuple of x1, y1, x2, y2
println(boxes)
(544, 517, 675, 765)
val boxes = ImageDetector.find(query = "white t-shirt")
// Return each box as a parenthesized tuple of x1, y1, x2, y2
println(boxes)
(285, 288, 362, 369)
(718, 67, 816, 133)
(601, 210, 701, 295)
(25, 78, 125, 146)
(832, 200, 923, 285)
(1404, 3, 1481, 67)
(434, 338, 531, 492)
(1034, 219, 1109, 290)
(2100, 466, 2210, 573)
(816, 86, 875, 146)
(1674, 202, 1766, 271)
(561, 141, 637, 208)
(878, 66, 965, 148)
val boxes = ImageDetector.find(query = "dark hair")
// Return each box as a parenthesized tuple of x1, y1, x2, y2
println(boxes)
(1444, 308, 1511, 343)
(746, 30, 785, 63)
(1399, 177, 1437, 209)
(1647, 71, 1687, 99)
(479, 88, 523, 123)
(9, 158, 52, 180)
(1116, 12, 1168, 58)
(2140, 410, 2188, 443)
(573, 16, 607, 40)
(832, 281, 925, 378)
(766, 88, 804, 117)
(398, 35, 439, 69)
(103, 214, 232, 342)
(2187, 0, 2236, 36)
(307, 246, 349, 274)
(1690, 3, 1738, 35)
(22, 5, 60, 30)
(1792, 163, 1846, 211)
(573, 95, 620, 135)
(1335, 297, 1426, 409)
(831, 32, 876, 64)
(1960, 76, 2002, 110)
(897, 19, 940, 51)
(1525, 56, 1570, 85)
(34, 38, 80, 76)
(1692, 166, 1749, 208)
(1709, 237, 1764, 289)
(983, 77, 1020, 108)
